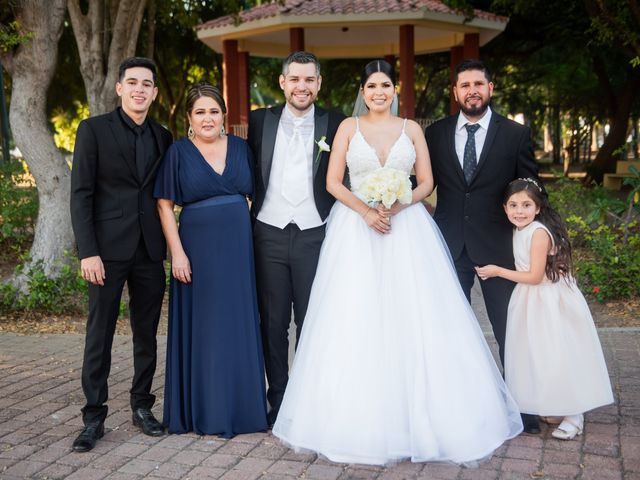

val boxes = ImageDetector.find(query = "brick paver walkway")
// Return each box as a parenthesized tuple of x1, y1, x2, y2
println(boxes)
(0, 305, 638, 479)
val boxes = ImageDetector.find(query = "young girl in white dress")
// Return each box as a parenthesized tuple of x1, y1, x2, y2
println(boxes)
(271, 60, 523, 466)
(476, 178, 613, 440)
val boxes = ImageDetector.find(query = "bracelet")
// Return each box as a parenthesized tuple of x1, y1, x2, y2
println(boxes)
(361, 207, 372, 218)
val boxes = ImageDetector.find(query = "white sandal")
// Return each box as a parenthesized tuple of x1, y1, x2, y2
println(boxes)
(551, 414, 584, 440)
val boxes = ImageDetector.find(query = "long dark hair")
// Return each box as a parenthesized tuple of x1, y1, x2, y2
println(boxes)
(504, 178, 572, 282)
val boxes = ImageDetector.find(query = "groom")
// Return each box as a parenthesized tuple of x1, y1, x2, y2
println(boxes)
(425, 59, 540, 432)
(248, 51, 345, 427)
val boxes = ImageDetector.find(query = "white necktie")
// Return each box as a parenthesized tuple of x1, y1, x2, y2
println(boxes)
(281, 126, 309, 206)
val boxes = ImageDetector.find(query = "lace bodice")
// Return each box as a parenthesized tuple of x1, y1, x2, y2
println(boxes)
(346, 118, 416, 192)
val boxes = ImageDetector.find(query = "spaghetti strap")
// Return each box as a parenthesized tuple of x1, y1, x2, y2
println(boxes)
(355, 116, 360, 132)
(402, 118, 407, 132)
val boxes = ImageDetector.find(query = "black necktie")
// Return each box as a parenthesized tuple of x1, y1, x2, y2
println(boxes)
(134, 125, 146, 181)
(463, 124, 480, 184)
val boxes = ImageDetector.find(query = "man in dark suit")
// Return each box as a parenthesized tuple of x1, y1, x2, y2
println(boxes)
(70, 57, 173, 452)
(425, 59, 540, 432)
(247, 51, 345, 427)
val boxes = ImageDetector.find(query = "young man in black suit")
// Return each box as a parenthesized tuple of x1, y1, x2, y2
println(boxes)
(425, 59, 540, 433)
(70, 57, 173, 452)
(247, 51, 345, 427)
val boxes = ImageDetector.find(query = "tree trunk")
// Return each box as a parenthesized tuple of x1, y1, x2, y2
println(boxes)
(146, 0, 156, 59)
(585, 71, 640, 184)
(551, 104, 562, 165)
(0, 0, 73, 289)
(67, 0, 149, 116)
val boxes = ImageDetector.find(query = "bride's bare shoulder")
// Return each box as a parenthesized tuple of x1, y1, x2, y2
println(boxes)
(337, 116, 358, 134)
(404, 119, 426, 136)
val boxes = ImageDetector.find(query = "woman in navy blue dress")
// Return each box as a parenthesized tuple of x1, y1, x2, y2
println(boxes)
(154, 83, 267, 437)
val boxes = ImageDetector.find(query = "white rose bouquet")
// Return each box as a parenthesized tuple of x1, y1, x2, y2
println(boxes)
(357, 167, 413, 209)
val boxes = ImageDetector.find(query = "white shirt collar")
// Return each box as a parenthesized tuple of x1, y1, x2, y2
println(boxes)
(456, 105, 492, 132)
(282, 103, 315, 126)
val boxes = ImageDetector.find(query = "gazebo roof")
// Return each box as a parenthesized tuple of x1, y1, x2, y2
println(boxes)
(196, 0, 508, 58)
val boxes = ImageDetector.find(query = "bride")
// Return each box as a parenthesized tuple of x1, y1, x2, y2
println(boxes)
(272, 59, 523, 465)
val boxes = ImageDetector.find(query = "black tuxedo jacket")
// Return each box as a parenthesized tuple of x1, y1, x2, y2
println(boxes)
(425, 111, 538, 266)
(247, 105, 345, 221)
(70, 109, 173, 262)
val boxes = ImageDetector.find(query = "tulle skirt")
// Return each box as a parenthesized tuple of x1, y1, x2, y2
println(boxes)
(272, 201, 523, 465)
(505, 279, 613, 416)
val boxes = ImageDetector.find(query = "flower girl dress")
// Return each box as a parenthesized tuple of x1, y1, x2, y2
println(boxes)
(272, 119, 523, 465)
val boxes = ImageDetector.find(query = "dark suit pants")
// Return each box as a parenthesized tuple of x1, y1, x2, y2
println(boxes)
(253, 220, 325, 414)
(454, 248, 514, 367)
(455, 248, 539, 427)
(81, 241, 165, 425)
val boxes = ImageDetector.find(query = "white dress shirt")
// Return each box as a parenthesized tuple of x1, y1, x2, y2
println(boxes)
(257, 104, 324, 230)
(454, 106, 493, 169)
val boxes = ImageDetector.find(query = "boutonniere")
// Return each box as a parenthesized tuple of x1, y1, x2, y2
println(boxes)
(314, 136, 331, 164)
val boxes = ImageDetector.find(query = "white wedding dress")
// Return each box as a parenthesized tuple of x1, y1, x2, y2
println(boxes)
(272, 119, 523, 465)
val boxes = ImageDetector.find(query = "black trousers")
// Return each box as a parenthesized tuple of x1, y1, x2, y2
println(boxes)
(455, 248, 539, 427)
(453, 247, 514, 367)
(81, 240, 165, 425)
(253, 220, 325, 414)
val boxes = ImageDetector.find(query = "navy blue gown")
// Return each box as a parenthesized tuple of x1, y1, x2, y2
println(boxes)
(154, 136, 267, 437)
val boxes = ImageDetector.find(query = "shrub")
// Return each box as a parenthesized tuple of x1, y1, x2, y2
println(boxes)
(547, 173, 640, 302)
(0, 255, 88, 314)
(566, 215, 640, 301)
(0, 160, 38, 244)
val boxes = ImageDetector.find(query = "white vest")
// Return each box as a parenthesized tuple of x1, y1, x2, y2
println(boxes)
(257, 106, 324, 230)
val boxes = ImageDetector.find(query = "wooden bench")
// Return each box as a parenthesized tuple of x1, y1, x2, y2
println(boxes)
(603, 160, 640, 189)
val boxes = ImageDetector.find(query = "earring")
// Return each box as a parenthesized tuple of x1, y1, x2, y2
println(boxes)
(220, 125, 226, 137)
(188, 125, 194, 140)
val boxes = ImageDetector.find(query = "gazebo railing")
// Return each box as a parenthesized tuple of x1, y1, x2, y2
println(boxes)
(415, 118, 438, 130)
(230, 124, 249, 139)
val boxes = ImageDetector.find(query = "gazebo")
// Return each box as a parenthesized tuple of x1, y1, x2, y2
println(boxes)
(196, 0, 508, 131)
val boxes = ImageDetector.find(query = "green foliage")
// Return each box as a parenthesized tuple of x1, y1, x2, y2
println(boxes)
(548, 174, 624, 220)
(52, 102, 89, 152)
(548, 176, 640, 301)
(0, 160, 38, 244)
(567, 216, 640, 301)
(0, 255, 88, 314)
(0, 20, 32, 52)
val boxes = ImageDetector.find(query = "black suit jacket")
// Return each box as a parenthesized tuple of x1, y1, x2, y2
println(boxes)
(425, 111, 538, 266)
(247, 105, 345, 221)
(70, 109, 173, 262)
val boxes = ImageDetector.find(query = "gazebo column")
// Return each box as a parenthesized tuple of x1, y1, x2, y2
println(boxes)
(222, 39, 240, 127)
(290, 27, 305, 52)
(463, 33, 480, 60)
(449, 34, 480, 114)
(238, 51, 250, 126)
(399, 25, 415, 119)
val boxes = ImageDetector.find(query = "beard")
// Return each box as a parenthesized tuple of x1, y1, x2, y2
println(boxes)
(458, 96, 490, 117)
(286, 92, 315, 112)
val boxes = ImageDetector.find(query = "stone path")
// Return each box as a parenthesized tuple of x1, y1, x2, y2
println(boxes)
(0, 293, 638, 479)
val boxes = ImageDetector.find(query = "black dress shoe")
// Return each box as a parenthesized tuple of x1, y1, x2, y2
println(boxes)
(132, 408, 165, 436)
(524, 423, 541, 434)
(521, 413, 541, 434)
(72, 421, 104, 452)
